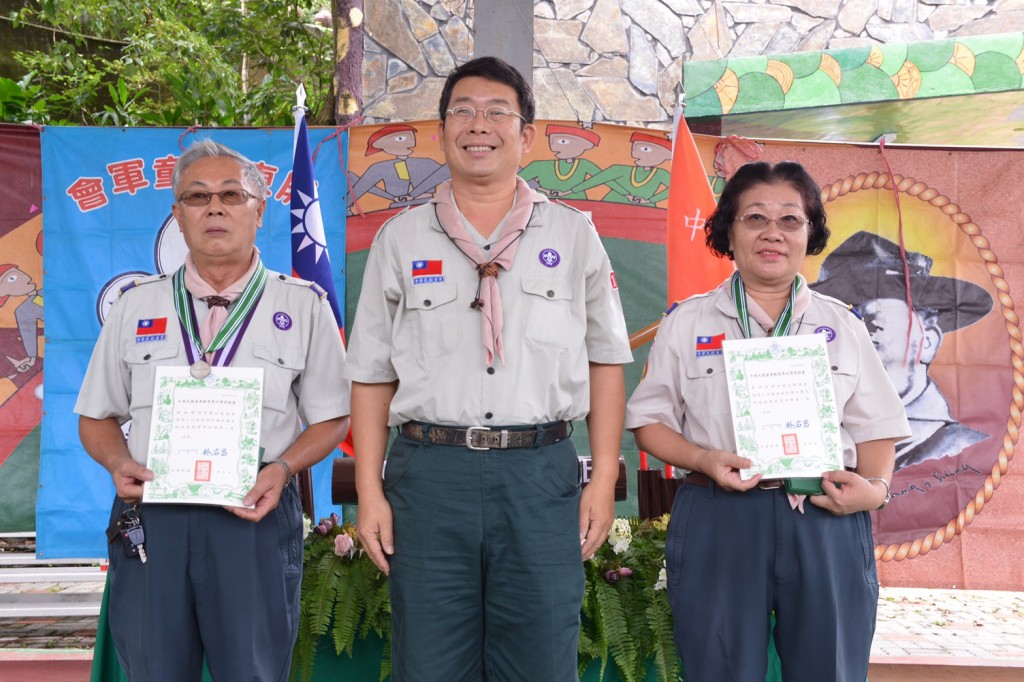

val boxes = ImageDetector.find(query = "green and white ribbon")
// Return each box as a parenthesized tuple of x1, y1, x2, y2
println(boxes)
(172, 261, 267, 359)
(731, 271, 801, 339)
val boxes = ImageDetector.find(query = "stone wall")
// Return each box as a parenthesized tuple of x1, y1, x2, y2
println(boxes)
(359, 0, 1022, 128)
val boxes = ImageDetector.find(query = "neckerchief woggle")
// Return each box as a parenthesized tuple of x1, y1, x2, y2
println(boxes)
(172, 261, 267, 378)
(730, 271, 801, 338)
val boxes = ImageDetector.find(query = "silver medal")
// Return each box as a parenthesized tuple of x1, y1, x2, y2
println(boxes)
(190, 360, 211, 379)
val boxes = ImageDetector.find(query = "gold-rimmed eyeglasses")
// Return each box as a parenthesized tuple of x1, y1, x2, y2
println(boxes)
(736, 212, 808, 232)
(177, 189, 257, 207)
(445, 105, 527, 125)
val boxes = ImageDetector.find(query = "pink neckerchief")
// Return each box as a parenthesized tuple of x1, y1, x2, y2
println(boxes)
(183, 247, 260, 349)
(738, 274, 813, 512)
(432, 177, 546, 366)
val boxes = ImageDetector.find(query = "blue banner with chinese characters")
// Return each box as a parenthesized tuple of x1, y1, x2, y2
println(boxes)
(39, 127, 348, 559)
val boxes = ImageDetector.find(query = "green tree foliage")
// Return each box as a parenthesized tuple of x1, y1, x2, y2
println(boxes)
(5, 0, 335, 126)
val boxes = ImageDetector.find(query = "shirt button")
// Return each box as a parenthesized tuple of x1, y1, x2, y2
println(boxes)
(485, 412, 493, 419)
(487, 367, 495, 375)
(424, 299, 432, 306)
(831, 365, 838, 371)
(278, 358, 285, 365)
(279, 274, 286, 281)
(706, 368, 713, 374)
(546, 290, 554, 298)
(143, 354, 151, 361)
(484, 244, 491, 251)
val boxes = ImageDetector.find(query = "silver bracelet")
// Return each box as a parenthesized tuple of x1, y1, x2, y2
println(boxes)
(274, 459, 294, 486)
(865, 476, 891, 510)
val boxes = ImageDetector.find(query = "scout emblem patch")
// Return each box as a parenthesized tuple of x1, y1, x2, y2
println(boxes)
(412, 259, 444, 285)
(136, 318, 168, 343)
(539, 248, 560, 268)
(814, 325, 836, 342)
(695, 333, 725, 357)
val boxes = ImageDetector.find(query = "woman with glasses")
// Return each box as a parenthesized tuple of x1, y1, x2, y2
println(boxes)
(625, 161, 910, 681)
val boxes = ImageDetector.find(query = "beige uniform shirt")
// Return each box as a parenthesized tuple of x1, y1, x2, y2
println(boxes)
(75, 269, 349, 465)
(626, 282, 910, 468)
(345, 195, 633, 426)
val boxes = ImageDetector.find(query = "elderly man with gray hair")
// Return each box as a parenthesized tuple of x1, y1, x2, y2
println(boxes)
(76, 139, 349, 680)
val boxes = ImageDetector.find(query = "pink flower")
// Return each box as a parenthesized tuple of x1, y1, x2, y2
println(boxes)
(334, 533, 355, 557)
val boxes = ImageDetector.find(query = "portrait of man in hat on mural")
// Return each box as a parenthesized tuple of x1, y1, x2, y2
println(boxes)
(811, 230, 994, 471)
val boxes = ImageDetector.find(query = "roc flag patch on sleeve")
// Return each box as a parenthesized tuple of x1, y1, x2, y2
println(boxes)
(695, 333, 725, 357)
(411, 259, 444, 285)
(136, 317, 168, 343)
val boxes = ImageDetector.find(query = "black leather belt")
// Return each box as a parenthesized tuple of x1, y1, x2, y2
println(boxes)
(400, 421, 570, 450)
(683, 471, 786, 490)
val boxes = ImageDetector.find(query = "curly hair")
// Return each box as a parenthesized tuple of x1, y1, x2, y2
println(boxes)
(704, 161, 830, 260)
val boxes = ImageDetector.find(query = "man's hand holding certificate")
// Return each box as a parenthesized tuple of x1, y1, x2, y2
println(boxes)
(143, 366, 263, 507)
(722, 334, 843, 481)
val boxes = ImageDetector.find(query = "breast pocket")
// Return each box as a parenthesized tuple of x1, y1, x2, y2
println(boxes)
(826, 345, 859, 411)
(521, 277, 575, 348)
(404, 282, 460, 359)
(125, 343, 181, 409)
(682, 358, 732, 419)
(252, 343, 306, 413)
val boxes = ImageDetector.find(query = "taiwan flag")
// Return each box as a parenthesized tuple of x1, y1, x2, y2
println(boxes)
(412, 260, 442, 277)
(290, 90, 343, 332)
(695, 333, 726, 356)
(136, 318, 167, 336)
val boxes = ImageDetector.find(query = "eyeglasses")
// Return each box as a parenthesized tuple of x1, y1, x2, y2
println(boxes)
(736, 213, 808, 232)
(445, 105, 527, 125)
(177, 189, 257, 207)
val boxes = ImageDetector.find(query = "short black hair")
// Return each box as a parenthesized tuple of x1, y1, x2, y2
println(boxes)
(438, 56, 535, 126)
(704, 161, 830, 259)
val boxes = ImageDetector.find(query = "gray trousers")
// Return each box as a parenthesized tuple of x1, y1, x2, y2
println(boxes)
(666, 481, 879, 682)
(106, 484, 303, 681)
(385, 432, 585, 682)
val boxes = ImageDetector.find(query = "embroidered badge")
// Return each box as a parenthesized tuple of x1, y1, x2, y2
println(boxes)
(539, 248, 561, 268)
(814, 325, 836, 342)
(412, 259, 444, 285)
(273, 312, 293, 330)
(135, 318, 167, 343)
(610, 270, 619, 290)
(695, 333, 726, 357)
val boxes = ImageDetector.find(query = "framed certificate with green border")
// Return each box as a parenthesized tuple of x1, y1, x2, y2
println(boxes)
(723, 334, 842, 481)
(143, 366, 263, 507)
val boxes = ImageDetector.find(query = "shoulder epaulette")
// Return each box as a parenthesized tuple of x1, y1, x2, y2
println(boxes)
(811, 290, 864, 319)
(272, 272, 329, 300)
(119, 273, 168, 295)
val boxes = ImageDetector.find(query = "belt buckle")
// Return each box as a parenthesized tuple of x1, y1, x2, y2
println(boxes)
(465, 426, 491, 450)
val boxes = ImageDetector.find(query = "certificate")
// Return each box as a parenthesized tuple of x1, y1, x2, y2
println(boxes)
(722, 334, 842, 480)
(143, 366, 264, 507)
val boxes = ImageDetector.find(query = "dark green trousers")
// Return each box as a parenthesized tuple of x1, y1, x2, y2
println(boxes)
(385, 432, 584, 682)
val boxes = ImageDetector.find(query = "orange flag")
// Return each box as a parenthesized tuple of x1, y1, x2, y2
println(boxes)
(666, 106, 733, 306)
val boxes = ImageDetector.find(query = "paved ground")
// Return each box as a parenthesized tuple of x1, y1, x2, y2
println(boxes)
(2, 536, 1023, 679)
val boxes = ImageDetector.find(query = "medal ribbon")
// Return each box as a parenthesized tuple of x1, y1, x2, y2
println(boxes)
(173, 261, 267, 365)
(731, 271, 801, 339)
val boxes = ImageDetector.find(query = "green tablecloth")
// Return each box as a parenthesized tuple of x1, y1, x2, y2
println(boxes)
(91, 576, 783, 681)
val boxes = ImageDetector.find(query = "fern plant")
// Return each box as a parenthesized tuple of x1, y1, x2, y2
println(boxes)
(293, 514, 679, 682)
(579, 516, 679, 682)
(291, 517, 390, 682)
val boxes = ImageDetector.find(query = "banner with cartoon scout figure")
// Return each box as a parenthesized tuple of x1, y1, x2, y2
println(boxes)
(39, 127, 348, 559)
(346, 120, 701, 515)
(0, 124, 44, 533)
(747, 142, 1020, 585)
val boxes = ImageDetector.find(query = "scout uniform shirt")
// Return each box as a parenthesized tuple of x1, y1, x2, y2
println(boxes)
(626, 277, 910, 468)
(345, 192, 633, 427)
(75, 268, 349, 465)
